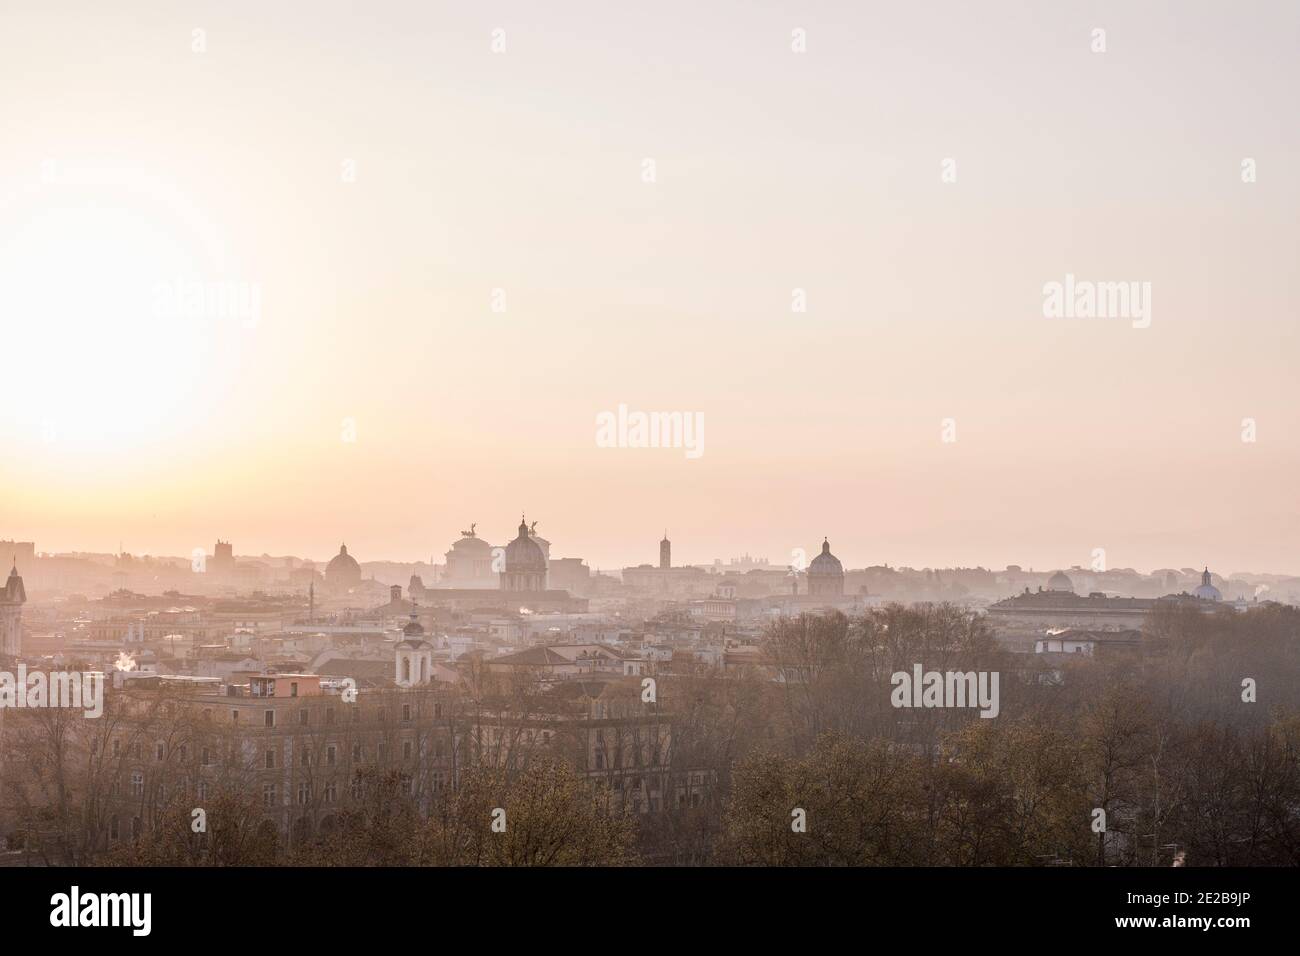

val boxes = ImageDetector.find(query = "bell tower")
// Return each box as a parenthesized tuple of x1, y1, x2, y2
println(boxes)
(1, 560, 27, 658)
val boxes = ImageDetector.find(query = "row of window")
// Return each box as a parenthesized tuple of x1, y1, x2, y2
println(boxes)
(228, 701, 443, 728)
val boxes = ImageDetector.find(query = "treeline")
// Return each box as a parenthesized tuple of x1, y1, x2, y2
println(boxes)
(6, 601, 1300, 866)
(678, 602, 1300, 866)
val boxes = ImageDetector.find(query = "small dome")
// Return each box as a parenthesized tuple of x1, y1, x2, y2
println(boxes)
(808, 538, 844, 577)
(1194, 567, 1221, 602)
(505, 518, 547, 572)
(1046, 571, 1074, 592)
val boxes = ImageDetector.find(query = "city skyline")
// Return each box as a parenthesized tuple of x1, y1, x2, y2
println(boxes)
(3, 2, 1299, 576)
(0, 523, 1278, 581)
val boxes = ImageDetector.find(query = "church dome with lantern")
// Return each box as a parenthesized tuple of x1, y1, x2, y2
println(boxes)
(501, 517, 547, 591)
(807, 538, 845, 596)
(1193, 567, 1222, 602)
(325, 543, 362, 591)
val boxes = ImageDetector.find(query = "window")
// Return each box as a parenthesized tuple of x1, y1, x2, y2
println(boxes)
(110, 817, 120, 840)
(297, 783, 311, 805)
(325, 707, 335, 725)
(324, 782, 337, 803)
(197, 781, 208, 801)
(179, 745, 187, 762)
(201, 747, 211, 766)
(265, 749, 275, 769)
(402, 703, 412, 722)
(301, 750, 310, 767)
(290, 682, 299, 698)
(264, 710, 275, 728)
(130, 742, 141, 758)
(155, 743, 164, 761)
(326, 745, 336, 767)
(403, 741, 413, 759)
(263, 784, 277, 808)
(231, 710, 240, 724)
(352, 743, 362, 762)
(299, 709, 309, 726)
(112, 739, 120, 757)
(350, 775, 362, 800)
(130, 771, 144, 796)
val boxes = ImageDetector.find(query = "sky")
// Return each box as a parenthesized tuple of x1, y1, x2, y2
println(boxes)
(1, 1, 1299, 574)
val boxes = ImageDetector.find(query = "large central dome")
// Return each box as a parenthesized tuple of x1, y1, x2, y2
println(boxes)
(504, 519, 546, 571)
(500, 517, 547, 591)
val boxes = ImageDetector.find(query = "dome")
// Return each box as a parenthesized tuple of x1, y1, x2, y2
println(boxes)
(806, 538, 844, 597)
(399, 607, 427, 640)
(1193, 567, 1221, 602)
(808, 538, 843, 577)
(325, 543, 362, 589)
(1046, 571, 1074, 592)
(504, 519, 547, 572)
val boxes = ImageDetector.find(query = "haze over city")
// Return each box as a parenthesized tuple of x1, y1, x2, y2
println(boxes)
(3, 0, 1300, 573)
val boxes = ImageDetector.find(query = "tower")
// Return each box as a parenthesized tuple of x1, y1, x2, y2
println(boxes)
(660, 532, 671, 570)
(395, 604, 434, 687)
(1, 560, 27, 658)
(211, 539, 235, 576)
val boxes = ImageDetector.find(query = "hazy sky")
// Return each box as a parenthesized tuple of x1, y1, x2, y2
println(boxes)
(2, 1, 1298, 573)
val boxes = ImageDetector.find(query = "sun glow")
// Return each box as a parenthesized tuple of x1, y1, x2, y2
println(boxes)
(1, 193, 223, 449)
